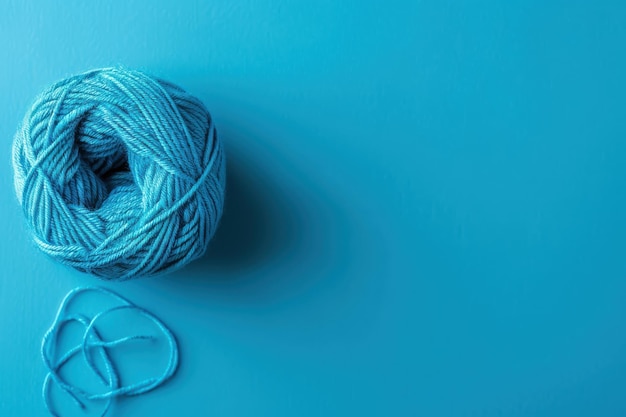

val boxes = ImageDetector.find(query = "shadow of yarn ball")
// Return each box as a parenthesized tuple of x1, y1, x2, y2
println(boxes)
(192, 145, 292, 275)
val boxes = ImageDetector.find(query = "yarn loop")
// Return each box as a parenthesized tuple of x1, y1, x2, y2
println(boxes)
(12, 68, 225, 280)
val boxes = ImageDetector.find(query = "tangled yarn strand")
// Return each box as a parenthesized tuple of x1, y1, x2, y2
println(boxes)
(13, 67, 226, 280)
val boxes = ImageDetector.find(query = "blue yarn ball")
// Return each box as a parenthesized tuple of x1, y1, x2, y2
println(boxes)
(12, 68, 226, 280)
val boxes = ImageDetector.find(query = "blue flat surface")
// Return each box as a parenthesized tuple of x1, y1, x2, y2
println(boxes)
(2, 1, 626, 416)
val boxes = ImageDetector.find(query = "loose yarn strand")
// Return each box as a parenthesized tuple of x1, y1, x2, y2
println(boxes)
(41, 287, 179, 417)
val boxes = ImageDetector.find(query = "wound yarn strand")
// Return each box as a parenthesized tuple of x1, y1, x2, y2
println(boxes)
(12, 67, 226, 280)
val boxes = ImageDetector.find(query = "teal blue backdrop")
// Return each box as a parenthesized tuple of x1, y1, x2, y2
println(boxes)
(2, 1, 626, 416)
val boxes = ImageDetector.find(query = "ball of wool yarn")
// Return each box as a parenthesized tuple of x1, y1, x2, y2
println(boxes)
(12, 68, 225, 280)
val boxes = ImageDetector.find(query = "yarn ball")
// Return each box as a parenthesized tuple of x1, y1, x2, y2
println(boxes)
(12, 68, 226, 280)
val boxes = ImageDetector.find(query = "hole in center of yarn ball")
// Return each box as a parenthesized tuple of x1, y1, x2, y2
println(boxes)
(68, 106, 142, 211)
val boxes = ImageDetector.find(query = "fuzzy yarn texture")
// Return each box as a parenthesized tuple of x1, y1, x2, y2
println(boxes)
(12, 68, 225, 280)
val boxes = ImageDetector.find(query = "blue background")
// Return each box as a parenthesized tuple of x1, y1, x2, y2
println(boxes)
(1, 1, 626, 416)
